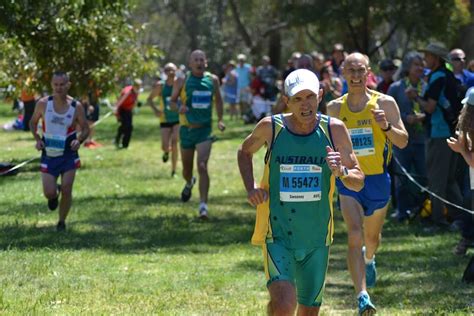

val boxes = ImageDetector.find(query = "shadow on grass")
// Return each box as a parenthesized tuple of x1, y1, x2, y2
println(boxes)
(0, 213, 254, 253)
(234, 259, 263, 272)
(324, 216, 474, 312)
(0, 192, 255, 254)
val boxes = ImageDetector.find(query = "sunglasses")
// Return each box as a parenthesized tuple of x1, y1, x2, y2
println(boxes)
(451, 57, 465, 62)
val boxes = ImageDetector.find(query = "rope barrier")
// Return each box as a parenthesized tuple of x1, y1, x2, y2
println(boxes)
(393, 155, 473, 215)
(0, 157, 39, 176)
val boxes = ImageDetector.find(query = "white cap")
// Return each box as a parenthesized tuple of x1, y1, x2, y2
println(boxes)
(284, 69, 320, 97)
(462, 87, 474, 106)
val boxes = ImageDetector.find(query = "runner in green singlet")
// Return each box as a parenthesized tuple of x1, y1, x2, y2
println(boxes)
(238, 69, 364, 315)
(169, 50, 225, 219)
(148, 63, 180, 177)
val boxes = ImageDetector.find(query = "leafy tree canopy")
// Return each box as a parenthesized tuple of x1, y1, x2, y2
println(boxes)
(283, 0, 470, 56)
(0, 0, 161, 98)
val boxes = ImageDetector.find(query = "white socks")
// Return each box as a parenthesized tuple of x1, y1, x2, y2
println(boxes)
(358, 291, 369, 299)
(199, 202, 208, 211)
(364, 254, 375, 265)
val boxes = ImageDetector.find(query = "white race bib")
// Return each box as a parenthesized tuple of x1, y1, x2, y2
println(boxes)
(279, 164, 322, 202)
(349, 127, 375, 156)
(44, 133, 67, 157)
(191, 91, 212, 109)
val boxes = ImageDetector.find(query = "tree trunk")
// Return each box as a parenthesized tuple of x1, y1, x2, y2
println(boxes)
(362, 0, 369, 54)
(268, 31, 281, 70)
(228, 0, 254, 52)
(458, 0, 474, 60)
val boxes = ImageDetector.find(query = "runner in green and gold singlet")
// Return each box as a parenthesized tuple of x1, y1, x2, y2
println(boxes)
(159, 80, 179, 125)
(258, 113, 336, 249)
(178, 71, 215, 150)
(169, 50, 225, 219)
(179, 71, 214, 128)
(147, 63, 180, 177)
(239, 69, 364, 315)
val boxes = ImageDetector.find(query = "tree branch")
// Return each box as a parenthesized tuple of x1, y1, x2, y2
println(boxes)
(228, 0, 253, 49)
(346, 19, 361, 52)
(304, 25, 323, 48)
(262, 21, 288, 37)
(368, 23, 398, 56)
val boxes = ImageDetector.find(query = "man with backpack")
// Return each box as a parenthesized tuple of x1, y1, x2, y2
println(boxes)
(407, 42, 463, 228)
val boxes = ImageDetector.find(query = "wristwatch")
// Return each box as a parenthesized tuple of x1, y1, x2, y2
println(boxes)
(339, 166, 349, 179)
(381, 122, 392, 132)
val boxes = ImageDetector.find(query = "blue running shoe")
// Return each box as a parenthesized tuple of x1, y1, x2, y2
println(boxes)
(366, 260, 377, 288)
(358, 293, 376, 315)
(362, 246, 377, 288)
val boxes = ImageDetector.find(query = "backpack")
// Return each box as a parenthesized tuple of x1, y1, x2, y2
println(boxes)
(437, 69, 465, 134)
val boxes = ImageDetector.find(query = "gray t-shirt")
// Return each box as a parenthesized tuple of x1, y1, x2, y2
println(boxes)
(387, 79, 426, 144)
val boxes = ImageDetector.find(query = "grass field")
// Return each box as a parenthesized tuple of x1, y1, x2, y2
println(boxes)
(0, 98, 473, 315)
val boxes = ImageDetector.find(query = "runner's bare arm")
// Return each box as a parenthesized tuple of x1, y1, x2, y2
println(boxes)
(447, 132, 474, 167)
(238, 117, 272, 206)
(147, 82, 162, 116)
(169, 77, 184, 111)
(30, 98, 47, 149)
(374, 95, 408, 149)
(328, 118, 365, 192)
(71, 102, 89, 150)
(212, 74, 225, 131)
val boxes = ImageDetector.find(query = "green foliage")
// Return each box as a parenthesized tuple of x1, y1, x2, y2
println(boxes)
(283, 0, 471, 55)
(138, 0, 228, 71)
(0, 0, 161, 97)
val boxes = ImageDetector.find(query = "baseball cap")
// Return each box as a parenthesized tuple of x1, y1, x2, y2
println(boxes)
(284, 69, 320, 97)
(237, 53, 246, 61)
(462, 87, 474, 106)
(379, 59, 397, 71)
